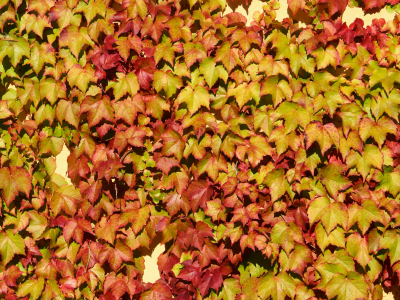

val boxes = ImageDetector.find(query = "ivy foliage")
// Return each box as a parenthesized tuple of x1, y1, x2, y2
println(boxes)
(1, 0, 400, 299)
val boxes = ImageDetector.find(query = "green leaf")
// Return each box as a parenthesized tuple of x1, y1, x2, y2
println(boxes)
(258, 271, 295, 300)
(375, 166, 400, 197)
(228, 82, 260, 109)
(0, 229, 25, 265)
(176, 85, 210, 115)
(305, 122, 340, 155)
(17, 277, 45, 300)
(346, 144, 383, 180)
(153, 70, 183, 98)
(271, 221, 303, 253)
(326, 272, 369, 300)
(67, 64, 97, 93)
(220, 278, 241, 300)
(379, 230, 400, 265)
(264, 169, 289, 202)
(315, 223, 345, 251)
(346, 233, 371, 268)
(0, 37, 30, 68)
(320, 163, 352, 200)
(275, 101, 310, 134)
(39, 136, 64, 156)
(308, 197, 347, 234)
(359, 116, 397, 148)
(260, 76, 293, 108)
(200, 57, 228, 88)
(106, 72, 140, 101)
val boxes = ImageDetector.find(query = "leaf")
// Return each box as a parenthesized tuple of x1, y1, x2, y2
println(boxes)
(20, 14, 51, 39)
(338, 104, 364, 137)
(0, 37, 30, 68)
(379, 230, 400, 265)
(305, 122, 340, 155)
(0, 100, 13, 119)
(231, 29, 261, 53)
(117, 35, 142, 62)
(107, 72, 140, 101)
(121, 0, 147, 19)
(342, 46, 371, 79)
(40, 78, 67, 105)
(275, 102, 310, 134)
(236, 136, 273, 169)
(259, 56, 289, 78)
(134, 57, 156, 90)
(0, 229, 25, 265)
(197, 153, 227, 181)
(153, 70, 183, 98)
(215, 42, 243, 73)
(96, 215, 119, 244)
(287, 244, 313, 275)
(220, 278, 241, 300)
(0, 166, 31, 206)
(17, 78, 40, 107)
(312, 45, 340, 70)
(308, 197, 347, 234)
(271, 221, 303, 253)
(161, 129, 185, 161)
(346, 144, 383, 180)
(264, 169, 289, 202)
(30, 42, 56, 73)
(289, 45, 315, 76)
(258, 271, 296, 300)
(200, 57, 228, 88)
(56, 99, 80, 128)
(314, 90, 345, 117)
(346, 233, 371, 268)
(145, 94, 170, 120)
(39, 136, 64, 156)
(155, 37, 177, 65)
(27, 211, 48, 241)
(50, 185, 82, 216)
(184, 42, 207, 68)
(161, 171, 189, 194)
(228, 82, 260, 109)
(49, 1, 75, 30)
(326, 272, 369, 300)
(315, 223, 345, 251)
(80, 95, 114, 127)
(79, 0, 106, 24)
(371, 90, 400, 122)
(17, 277, 45, 300)
(176, 85, 210, 116)
(164, 192, 190, 216)
(261, 76, 293, 107)
(320, 162, 352, 199)
(63, 218, 94, 244)
(67, 64, 97, 93)
(59, 25, 94, 59)
(375, 167, 400, 197)
(321, 0, 348, 16)
(359, 116, 397, 148)
(187, 180, 213, 212)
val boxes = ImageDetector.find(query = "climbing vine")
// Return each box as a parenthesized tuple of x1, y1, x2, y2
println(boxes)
(1, 0, 400, 299)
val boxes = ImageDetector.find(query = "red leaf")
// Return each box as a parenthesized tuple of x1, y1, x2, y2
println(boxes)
(134, 57, 156, 90)
(63, 218, 94, 244)
(187, 180, 213, 212)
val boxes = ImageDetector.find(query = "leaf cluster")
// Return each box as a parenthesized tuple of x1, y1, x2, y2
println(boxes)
(1, 0, 400, 299)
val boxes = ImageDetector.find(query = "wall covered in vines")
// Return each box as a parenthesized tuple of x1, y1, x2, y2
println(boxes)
(1, 0, 400, 299)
